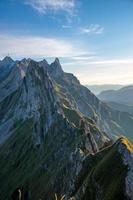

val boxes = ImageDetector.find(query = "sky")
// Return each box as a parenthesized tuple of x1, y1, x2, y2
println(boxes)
(0, 0, 133, 85)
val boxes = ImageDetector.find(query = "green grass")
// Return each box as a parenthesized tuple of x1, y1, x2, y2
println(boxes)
(0, 116, 84, 200)
(0, 119, 38, 199)
(94, 146, 127, 200)
(63, 106, 81, 127)
(78, 141, 128, 200)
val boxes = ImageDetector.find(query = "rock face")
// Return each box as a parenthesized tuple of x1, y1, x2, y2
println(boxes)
(48, 58, 64, 77)
(0, 59, 63, 145)
(0, 56, 14, 80)
(0, 57, 133, 200)
(48, 58, 133, 141)
(118, 138, 133, 200)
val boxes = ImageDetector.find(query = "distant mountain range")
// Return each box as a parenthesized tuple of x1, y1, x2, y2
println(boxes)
(98, 85, 133, 121)
(98, 85, 133, 106)
(85, 84, 124, 95)
(0, 57, 133, 200)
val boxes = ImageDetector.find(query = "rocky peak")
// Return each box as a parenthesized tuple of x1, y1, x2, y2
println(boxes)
(41, 59, 49, 66)
(54, 57, 60, 64)
(39, 59, 49, 74)
(49, 57, 64, 77)
(0, 56, 15, 80)
(2, 56, 14, 64)
(0, 56, 14, 69)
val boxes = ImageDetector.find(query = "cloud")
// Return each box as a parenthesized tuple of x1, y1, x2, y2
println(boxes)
(88, 59, 133, 65)
(24, 0, 75, 14)
(63, 58, 133, 67)
(0, 34, 79, 59)
(71, 53, 97, 61)
(80, 24, 104, 35)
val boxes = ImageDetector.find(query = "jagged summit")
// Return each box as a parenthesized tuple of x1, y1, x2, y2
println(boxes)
(0, 56, 15, 80)
(49, 57, 64, 77)
(54, 57, 60, 63)
(1, 56, 14, 67)
(42, 58, 49, 65)
(18, 58, 31, 65)
(39, 59, 49, 72)
(2, 56, 14, 63)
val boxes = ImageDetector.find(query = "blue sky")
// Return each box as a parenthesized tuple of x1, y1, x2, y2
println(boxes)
(0, 0, 133, 84)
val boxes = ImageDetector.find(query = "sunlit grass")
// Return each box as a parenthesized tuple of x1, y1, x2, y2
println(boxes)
(119, 137, 133, 153)
(55, 193, 65, 200)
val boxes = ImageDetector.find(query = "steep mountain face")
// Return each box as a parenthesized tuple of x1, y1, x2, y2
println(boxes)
(47, 59, 133, 141)
(0, 56, 14, 80)
(0, 58, 65, 144)
(98, 85, 133, 106)
(0, 59, 28, 103)
(0, 58, 111, 199)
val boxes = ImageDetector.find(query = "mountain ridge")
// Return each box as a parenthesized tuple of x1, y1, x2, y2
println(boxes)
(0, 57, 133, 199)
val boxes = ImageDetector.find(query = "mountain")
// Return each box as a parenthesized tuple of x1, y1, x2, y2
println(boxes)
(0, 57, 133, 199)
(98, 85, 133, 106)
(0, 56, 15, 80)
(0, 58, 110, 199)
(48, 59, 133, 141)
(85, 84, 123, 95)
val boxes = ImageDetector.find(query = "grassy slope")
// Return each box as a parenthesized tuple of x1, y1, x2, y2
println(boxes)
(0, 116, 84, 200)
(0, 119, 55, 199)
(93, 146, 127, 200)
(0, 117, 131, 200)
(70, 138, 133, 200)
(0, 120, 39, 199)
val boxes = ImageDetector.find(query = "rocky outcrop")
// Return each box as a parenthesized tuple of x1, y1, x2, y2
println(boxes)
(118, 138, 133, 200)
(70, 137, 133, 200)
(0, 59, 27, 102)
(48, 58, 64, 78)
